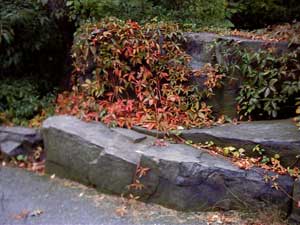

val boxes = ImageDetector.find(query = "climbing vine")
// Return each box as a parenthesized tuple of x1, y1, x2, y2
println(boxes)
(219, 40, 300, 120)
(56, 18, 223, 131)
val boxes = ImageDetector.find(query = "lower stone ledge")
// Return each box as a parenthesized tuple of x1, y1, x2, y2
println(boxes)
(289, 179, 300, 224)
(42, 116, 296, 218)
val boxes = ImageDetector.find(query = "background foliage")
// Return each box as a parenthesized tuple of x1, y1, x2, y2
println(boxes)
(66, 0, 300, 29)
(0, 0, 68, 87)
(66, 0, 228, 27)
(0, 79, 56, 126)
(228, 0, 300, 29)
(221, 43, 300, 119)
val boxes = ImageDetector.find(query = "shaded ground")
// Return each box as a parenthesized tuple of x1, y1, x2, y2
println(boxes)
(0, 166, 285, 225)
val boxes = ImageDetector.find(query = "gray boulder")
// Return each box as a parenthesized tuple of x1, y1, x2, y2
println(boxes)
(0, 126, 42, 157)
(184, 32, 290, 70)
(289, 179, 300, 224)
(42, 116, 294, 213)
(138, 144, 293, 212)
(180, 119, 300, 167)
(184, 32, 291, 118)
(42, 116, 150, 193)
(184, 32, 218, 69)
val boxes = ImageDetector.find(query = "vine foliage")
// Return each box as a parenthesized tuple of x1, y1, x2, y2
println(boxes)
(221, 42, 300, 119)
(56, 18, 223, 131)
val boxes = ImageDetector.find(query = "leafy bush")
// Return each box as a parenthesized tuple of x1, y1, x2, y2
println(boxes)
(0, 0, 65, 85)
(222, 44, 300, 119)
(67, 0, 153, 24)
(153, 0, 228, 27)
(0, 79, 56, 126)
(228, 0, 300, 29)
(56, 18, 223, 130)
(66, 0, 228, 27)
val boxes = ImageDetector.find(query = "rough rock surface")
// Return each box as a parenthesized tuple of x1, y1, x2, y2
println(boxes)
(42, 116, 294, 213)
(179, 119, 300, 167)
(184, 32, 289, 70)
(138, 144, 293, 212)
(43, 116, 147, 193)
(0, 126, 42, 157)
(184, 32, 218, 69)
(289, 179, 300, 224)
(111, 127, 147, 143)
(184, 32, 290, 117)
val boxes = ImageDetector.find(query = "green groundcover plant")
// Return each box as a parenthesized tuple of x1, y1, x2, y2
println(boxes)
(0, 79, 56, 126)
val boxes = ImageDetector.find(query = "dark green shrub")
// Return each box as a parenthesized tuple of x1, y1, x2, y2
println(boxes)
(153, 0, 228, 26)
(0, 79, 56, 126)
(222, 45, 300, 119)
(228, 0, 300, 29)
(0, 0, 65, 86)
(67, 0, 152, 24)
(66, 0, 228, 27)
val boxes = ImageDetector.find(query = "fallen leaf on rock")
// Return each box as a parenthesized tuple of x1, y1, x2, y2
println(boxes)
(12, 210, 30, 220)
(31, 161, 45, 172)
(115, 206, 127, 217)
(207, 214, 222, 224)
(127, 180, 144, 190)
(233, 159, 252, 170)
(136, 166, 150, 178)
(18, 162, 26, 168)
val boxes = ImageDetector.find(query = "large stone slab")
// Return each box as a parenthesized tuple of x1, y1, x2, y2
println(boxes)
(184, 32, 290, 70)
(289, 179, 300, 224)
(184, 32, 291, 118)
(42, 116, 149, 193)
(42, 116, 294, 213)
(0, 126, 42, 156)
(138, 145, 293, 212)
(184, 32, 218, 69)
(111, 127, 147, 143)
(179, 119, 300, 167)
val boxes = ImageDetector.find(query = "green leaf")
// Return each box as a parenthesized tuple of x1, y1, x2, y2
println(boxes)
(66, 1, 74, 6)
(264, 88, 270, 98)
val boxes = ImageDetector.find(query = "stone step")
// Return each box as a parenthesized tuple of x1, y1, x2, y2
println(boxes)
(42, 116, 294, 214)
(180, 119, 300, 167)
(133, 119, 300, 168)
